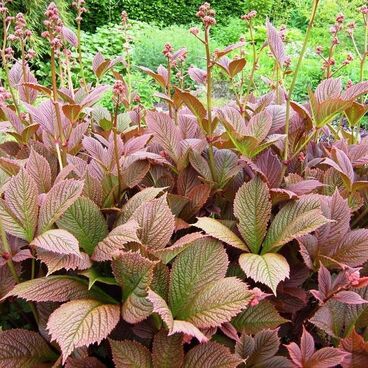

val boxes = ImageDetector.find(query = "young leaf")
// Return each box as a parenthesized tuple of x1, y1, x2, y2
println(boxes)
(109, 339, 153, 368)
(262, 196, 329, 254)
(0, 329, 56, 368)
(286, 327, 348, 368)
(38, 179, 84, 233)
(234, 176, 271, 253)
(266, 19, 286, 66)
(47, 299, 120, 364)
(239, 253, 290, 294)
(168, 238, 228, 316)
(31, 229, 81, 256)
(112, 252, 156, 323)
(184, 342, 242, 368)
(57, 197, 108, 256)
(195, 217, 249, 251)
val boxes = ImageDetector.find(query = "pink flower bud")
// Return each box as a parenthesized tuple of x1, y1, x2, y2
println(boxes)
(190, 27, 199, 36)
(335, 12, 345, 23)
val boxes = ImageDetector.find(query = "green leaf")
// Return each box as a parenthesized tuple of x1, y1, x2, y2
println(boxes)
(239, 253, 290, 294)
(152, 330, 184, 368)
(232, 300, 288, 334)
(234, 176, 271, 253)
(177, 277, 252, 328)
(184, 342, 242, 368)
(80, 267, 118, 290)
(57, 197, 108, 256)
(110, 339, 153, 368)
(169, 238, 228, 316)
(195, 217, 249, 251)
(47, 299, 120, 364)
(262, 196, 329, 254)
(112, 251, 156, 323)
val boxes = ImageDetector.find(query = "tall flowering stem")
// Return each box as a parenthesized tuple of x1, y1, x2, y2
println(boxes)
(196, 2, 217, 181)
(42, 2, 66, 168)
(283, 0, 320, 163)
(72, 0, 87, 88)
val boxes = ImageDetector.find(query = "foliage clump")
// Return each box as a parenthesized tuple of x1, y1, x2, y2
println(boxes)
(0, 1, 368, 367)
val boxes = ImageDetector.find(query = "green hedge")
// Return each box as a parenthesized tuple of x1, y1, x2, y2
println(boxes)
(82, 0, 283, 32)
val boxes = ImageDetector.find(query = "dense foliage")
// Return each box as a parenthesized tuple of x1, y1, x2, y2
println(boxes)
(0, 1, 368, 367)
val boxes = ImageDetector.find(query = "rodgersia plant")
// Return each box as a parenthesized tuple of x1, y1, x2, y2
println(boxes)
(0, 1, 368, 367)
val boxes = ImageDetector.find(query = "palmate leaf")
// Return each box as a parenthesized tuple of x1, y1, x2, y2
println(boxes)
(38, 179, 84, 233)
(184, 342, 243, 368)
(168, 238, 228, 316)
(239, 253, 290, 294)
(2, 169, 38, 242)
(234, 176, 271, 253)
(31, 229, 80, 256)
(232, 300, 288, 334)
(195, 217, 249, 251)
(112, 251, 156, 324)
(57, 197, 108, 256)
(152, 330, 184, 368)
(109, 339, 153, 368)
(47, 299, 120, 364)
(0, 329, 56, 368)
(131, 194, 175, 250)
(261, 196, 329, 254)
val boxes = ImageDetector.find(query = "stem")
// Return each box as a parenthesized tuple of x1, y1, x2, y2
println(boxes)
(290, 129, 317, 161)
(0, 219, 19, 283)
(204, 26, 216, 182)
(283, 0, 320, 162)
(77, 20, 86, 88)
(50, 47, 66, 167)
(244, 19, 257, 103)
(1, 17, 21, 115)
(113, 101, 122, 201)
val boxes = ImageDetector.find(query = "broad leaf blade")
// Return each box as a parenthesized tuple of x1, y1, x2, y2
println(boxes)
(262, 196, 329, 253)
(57, 197, 108, 256)
(110, 339, 153, 368)
(38, 179, 84, 233)
(195, 217, 248, 251)
(0, 329, 56, 368)
(169, 238, 228, 316)
(112, 252, 156, 323)
(239, 253, 290, 294)
(234, 176, 271, 253)
(47, 299, 120, 364)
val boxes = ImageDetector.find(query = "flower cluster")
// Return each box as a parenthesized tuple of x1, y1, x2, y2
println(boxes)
(41, 2, 64, 51)
(241, 10, 257, 22)
(196, 2, 216, 27)
(113, 80, 126, 100)
(0, 86, 11, 105)
(72, 0, 87, 24)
